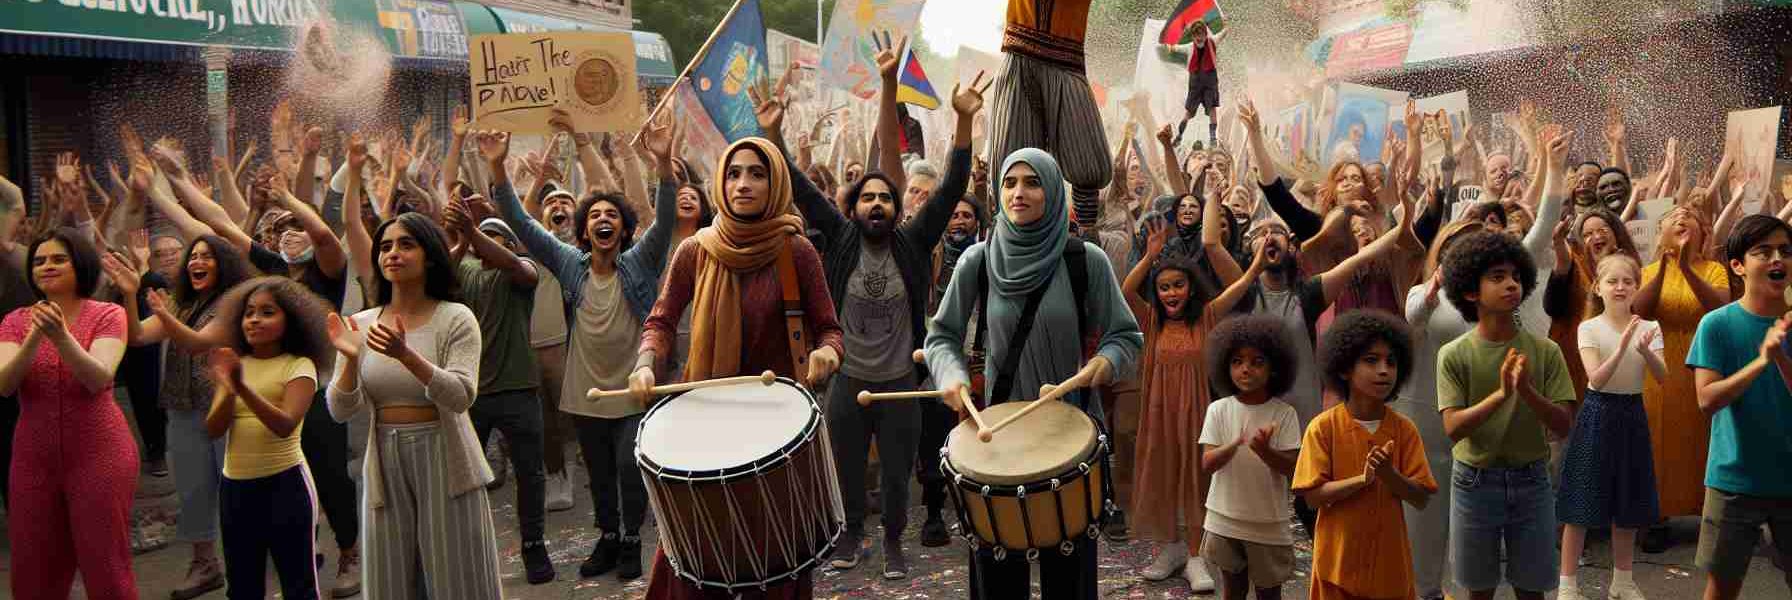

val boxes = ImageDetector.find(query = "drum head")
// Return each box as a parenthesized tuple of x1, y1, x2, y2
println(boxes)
(946, 400, 1097, 486)
(638, 380, 816, 475)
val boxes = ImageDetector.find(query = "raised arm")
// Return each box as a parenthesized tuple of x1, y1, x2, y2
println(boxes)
(1202, 193, 1243, 284)
(871, 32, 906, 193)
(1157, 124, 1188, 195)
(1207, 241, 1266, 317)
(480, 131, 587, 286)
(1605, 108, 1631, 176)
(1125, 219, 1169, 318)
(98, 253, 166, 346)
(343, 135, 376, 284)
(138, 165, 215, 242)
(1525, 125, 1573, 260)
(899, 74, 985, 250)
(273, 181, 347, 279)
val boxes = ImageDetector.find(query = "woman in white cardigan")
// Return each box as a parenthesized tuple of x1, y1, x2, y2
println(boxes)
(327, 213, 498, 599)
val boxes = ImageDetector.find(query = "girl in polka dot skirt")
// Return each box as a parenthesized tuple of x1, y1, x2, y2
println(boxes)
(1557, 254, 1667, 600)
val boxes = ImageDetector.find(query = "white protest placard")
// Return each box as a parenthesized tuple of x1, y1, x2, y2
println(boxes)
(1632, 197, 1674, 222)
(470, 32, 642, 134)
(1627, 220, 1659, 262)
(1724, 106, 1782, 205)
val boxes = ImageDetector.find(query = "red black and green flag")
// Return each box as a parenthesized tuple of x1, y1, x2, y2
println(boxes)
(1158, 0, 1226, 45)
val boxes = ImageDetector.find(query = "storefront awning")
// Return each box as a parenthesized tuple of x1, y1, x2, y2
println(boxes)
(0, 0, 665, 79)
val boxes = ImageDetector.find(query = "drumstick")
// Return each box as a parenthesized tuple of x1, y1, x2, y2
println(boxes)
(856, 389, 948, 405)
(585, 370, 777, 401)
(982, 368, 1096, 439)
(911, 349, 992, 441)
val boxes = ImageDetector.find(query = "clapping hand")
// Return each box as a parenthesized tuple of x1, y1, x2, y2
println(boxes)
(326, 312, 363, 360)
(365, 316, 411, 361)
(208, 347, 244, 388)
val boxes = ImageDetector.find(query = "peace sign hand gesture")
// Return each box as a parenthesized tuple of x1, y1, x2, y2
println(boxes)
(952, 70, 992, 118)
(871, 30, 905, 83)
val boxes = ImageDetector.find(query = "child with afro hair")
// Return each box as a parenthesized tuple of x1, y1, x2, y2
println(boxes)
(1197, 315, 1302, 600)
(1436, 230, 1576, 600)
(1294, 310, 1436, 600)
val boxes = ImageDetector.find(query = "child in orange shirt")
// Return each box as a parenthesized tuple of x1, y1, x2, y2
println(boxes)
(1293, 311, 1437, 599)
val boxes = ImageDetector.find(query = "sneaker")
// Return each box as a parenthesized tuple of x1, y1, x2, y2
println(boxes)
(881, 539, 909, 580)
(920, 515, 951, 548)
(1103, 508, 1130, 541)
(1609, 578, 1646, 600)
(169, 556, 224, 600)
(830, 530, 864, 569)
(523, 540, 556, 585)
(145, 457, 168, 477)
(1141, 542, 1187, 581)
(332, 548, 362, 598)
(1184, 556, 1215, 593)
(580, 532, 620, 578)
(545, 472, 575, 512)
(1640, 523, 1670, 554)
(617, 535, 644, 580)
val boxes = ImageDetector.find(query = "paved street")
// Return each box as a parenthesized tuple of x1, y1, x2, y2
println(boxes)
(3, 461, 1785, 599)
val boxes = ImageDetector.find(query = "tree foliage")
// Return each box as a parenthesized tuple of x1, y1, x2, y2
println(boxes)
(635, 0, 837, 70)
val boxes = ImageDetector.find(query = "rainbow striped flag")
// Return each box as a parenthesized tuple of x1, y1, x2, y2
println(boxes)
(1158, 0, 1225, 45)
(895, 48, 940, 110)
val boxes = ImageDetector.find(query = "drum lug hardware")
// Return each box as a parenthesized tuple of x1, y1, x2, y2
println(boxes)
(993, 547, 1008, 562)
(980, 484, 992, 497)
(1015, 486, 1026, 499)
(1087, 524, 1101, 540)
(1049, 478, 1061, 491)
(1025, 548, 1041, 564)
(1077, 462, 1090, 474)
(1059, 540, 1075, 556)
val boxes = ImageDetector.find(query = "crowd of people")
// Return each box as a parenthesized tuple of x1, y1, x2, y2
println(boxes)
(2, 6, 1792, 600)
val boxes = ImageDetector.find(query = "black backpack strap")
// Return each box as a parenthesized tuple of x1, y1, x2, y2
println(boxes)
(1065, 241, 1088, 340)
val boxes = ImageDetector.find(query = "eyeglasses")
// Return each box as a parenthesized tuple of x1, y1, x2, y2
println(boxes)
(1746, 245, 1792, 260)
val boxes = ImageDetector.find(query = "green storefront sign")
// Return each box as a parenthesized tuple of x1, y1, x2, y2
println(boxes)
(2, 0, 380, 51)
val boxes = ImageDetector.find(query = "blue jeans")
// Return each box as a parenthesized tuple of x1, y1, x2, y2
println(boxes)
(1449, 459, 1557, 594)
(167, 408, 224, 543)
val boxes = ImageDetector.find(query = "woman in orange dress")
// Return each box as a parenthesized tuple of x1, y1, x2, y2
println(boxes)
(1124, 196, 1247, 593)
(1632, 204, 1732, 546)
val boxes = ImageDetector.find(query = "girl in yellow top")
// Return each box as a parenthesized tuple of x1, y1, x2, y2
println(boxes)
(1293, 311, 1437, 599)
(203, 277, 333, 600)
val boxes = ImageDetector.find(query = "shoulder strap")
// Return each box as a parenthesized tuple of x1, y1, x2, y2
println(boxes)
(1065, 241, 1088, 343)
(988, 269, 1053, 405)
(776, 242, 808, 378)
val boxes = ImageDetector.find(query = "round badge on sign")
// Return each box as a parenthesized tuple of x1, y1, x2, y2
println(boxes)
(568, 49, 624, 113)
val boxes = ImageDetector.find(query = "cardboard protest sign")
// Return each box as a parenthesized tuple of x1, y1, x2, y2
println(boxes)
(1724, 106, 1782, 207)
(470, 32, 642, 134)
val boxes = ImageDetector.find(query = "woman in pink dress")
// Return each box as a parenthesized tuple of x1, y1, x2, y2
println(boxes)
(0, 230, 136, 599)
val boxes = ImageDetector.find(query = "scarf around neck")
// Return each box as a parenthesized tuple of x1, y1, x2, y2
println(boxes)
(685, 138, 806, 380)
(988, 148, 1070, 296)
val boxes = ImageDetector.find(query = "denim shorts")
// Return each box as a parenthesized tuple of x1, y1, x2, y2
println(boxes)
(1449, 459, 1558, 593)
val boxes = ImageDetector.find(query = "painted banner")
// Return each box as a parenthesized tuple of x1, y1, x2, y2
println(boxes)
(1159, 0, 1226, 44)
(1323, 20, 1411, 78)
(1317, 82, 1407, 168)
(671, 82, 730, 183)
(688, 0, 770, 142)
(818, 0, 927, 99)
(1724, 106, 1783, 208)
(469, 32, 642, 134)
(1388, 91, 1471, 181)
(1273, 103, 1311, 167)
(1133, 19, 1194, 132)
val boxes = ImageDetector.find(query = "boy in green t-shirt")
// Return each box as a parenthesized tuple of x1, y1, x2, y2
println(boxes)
(1685, 214, 1792, 600)
(1436, 229, 1576, 600)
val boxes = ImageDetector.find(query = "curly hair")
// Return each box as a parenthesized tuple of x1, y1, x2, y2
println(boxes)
(1149, 253, 1214, 327)
(1316, 310, 1414, 399)
(1441, 230, 1537, 322)
(676, 183, 716, 229)
(1423, 220, 1485, 276)
(1316, 160, 1369, 216)
(212, 276, 336, 369)
(572, 192, 639, 254)
(1573, 209, 1639, 263)
(173, 235, 256, 316)
(1205, 315, 1298, 399)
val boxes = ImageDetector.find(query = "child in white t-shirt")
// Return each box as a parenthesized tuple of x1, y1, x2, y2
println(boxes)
(1198, 315, 1302, 599)
(1559, 253, 1668, 600)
